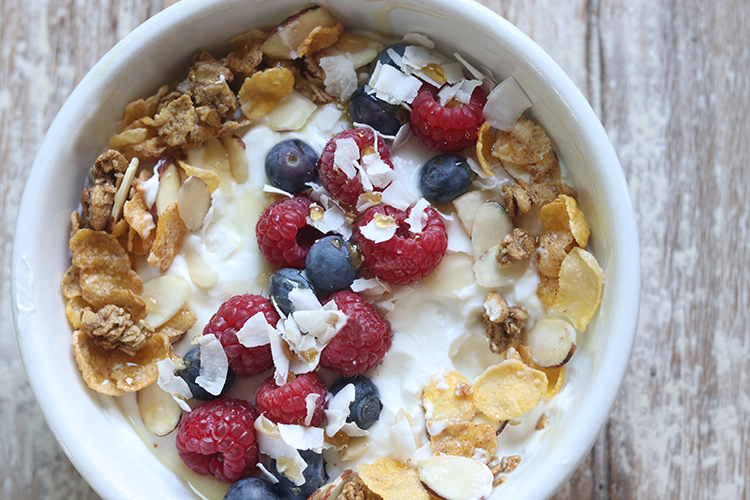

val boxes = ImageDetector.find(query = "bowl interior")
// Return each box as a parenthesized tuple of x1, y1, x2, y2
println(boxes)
(12, 0, 640, 499)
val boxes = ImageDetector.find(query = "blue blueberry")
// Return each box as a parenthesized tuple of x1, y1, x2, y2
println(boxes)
(349, 86, 408, 136)
(270, 450, 327, 500)
(269, 268, 316, 316)
(419, 154, 476, 203)
(305, 235, 362, 293)
(224, 477, 284, 500)
(330, 376, 382, 430)
(376, 43, 408, 68)
(177, 346, 236, 401)
(265, 139, 319, 194)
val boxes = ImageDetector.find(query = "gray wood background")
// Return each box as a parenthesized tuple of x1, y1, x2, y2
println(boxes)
(1, 0, 748, 498)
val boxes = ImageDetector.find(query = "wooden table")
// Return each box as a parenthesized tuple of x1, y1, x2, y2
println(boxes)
(1, 0, 748, 498)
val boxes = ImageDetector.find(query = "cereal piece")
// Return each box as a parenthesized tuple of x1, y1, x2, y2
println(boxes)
(297, 23, 344, 57)
(535, 413, 549, 430)
(482, 293, 529, 355)
(475, 122, 497, 177)
(339, 472, 371, 500)
(111, 218, 129, 238)
(224, 29, 265, 75)
(61, 265, 81, 299)
(496, 228, 536, 265)
(176, 50, 237, 117)
(66, 296, 90, 329)
(156, 308, 197, 344)
(178, 160, 221, 193)
(430, 422, 497, 462)
(78, 268, 143, 308)
(422, 371, 475, 429)
(238, 67, 296, 120)
(540, 366, 565, 399)
(93, 149, 129, 179)
(537, 276, 559, 308)
(501, 182, 532, 217)
(554, 247, 604, 331)
(472, 360, 547, 421)
(492, 116, 551, 166)
(80, 304, 155, 356)
(127, 226, 150, 256)
(147, 202, 187, 272)
(70, 210, 83, 236)
(357, 458, 430, 500)
(123, 193, 156, 247)
(72, 330, 171, 395)
(108, 128, 149, 150)
(68, 229, 127, 268)
(536, 230, 575, 278)
(121, 85, 170, 130)
(494, 455, 521, 474)
(154, 94, 197, 147)
(540, 194, 590, 247)
(80, 180, 116, 231)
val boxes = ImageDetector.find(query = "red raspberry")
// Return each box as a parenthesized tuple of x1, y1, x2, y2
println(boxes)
(318, 128, 394, 206)
(205, 294, 279, 376)
(255, 372, 328, 426)
(321, 291, 392, 377)
(256, 196, 320, 268)
(409, 84, 486, 152)
(175, 398, 258, 484)
(356, 204, 448, 286)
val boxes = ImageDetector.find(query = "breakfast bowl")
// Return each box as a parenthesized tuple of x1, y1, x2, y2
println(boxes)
(11, 0, 640, 499)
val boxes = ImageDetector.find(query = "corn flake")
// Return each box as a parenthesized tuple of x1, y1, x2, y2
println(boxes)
(148, 202, 187, 272)
(61, 265, 81, 299)
(70, 229, 132, 274)
(72, 331, 171, 396)
(156, 308, 198, 343)
(123, 193, 156, 246)
(422, 370, 475, 428)
(238, 67, 295, 120)
(430, 422, 497, 462)
(472, 360, 548, 420)
(540, 194, 590, 247)
(357, 458, 430, 500)
(178, 160, 221, 193)
(476, 122, 497, 177)
(297, 23, 344, 57)
(66, 296, 90, 329)
(540, 366, 565, 399)
(554, 247, 603, 331)
(108, 128, 149, 150)
(537, 276, 559, 308)
(491, 116, 551, 166)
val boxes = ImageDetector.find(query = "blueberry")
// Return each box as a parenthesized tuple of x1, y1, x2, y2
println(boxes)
(330, 376, 382, 430)
(177, 346, 236, 401)
(224, 477, 284, 500)
(419, 154, 476, 203)
(376, 43, 408, 68)
(265, 139, 319, 194)
(349, 86, 408, 136)
(270, 450, 327, 500)
(269, 268, 316, 316)
(305, 235, 362, 293)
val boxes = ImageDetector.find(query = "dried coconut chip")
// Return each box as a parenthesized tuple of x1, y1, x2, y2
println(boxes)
(453, 52, 485, 81)
(156, 357, 192, 411)
(388, 417, 418, 464)
(147, 202, 187, 272)
(255, 415, 308, 486)
(472, 360, 547, 421)
(319, 54, 358, 100)
(554, 247, 604, 331)
(194, 333, 228, 396)
(238, 67, 295, 120)
(483, 76, 533, 132)
(236, 311, 274, 348)
(360, 214, 397, 243)
(325, 383, 356, 437)
(304, 393, 321, 427)
(540, 194, 591, 247)
(357, 458, 430, 500)
(402, 32, 435, 49)
(278, 423, 326, 453)
(404, 198, 430, 234)
(379, 180, 415, 211)
(368, 62, 422, 105)
(333, 137, 360, 179)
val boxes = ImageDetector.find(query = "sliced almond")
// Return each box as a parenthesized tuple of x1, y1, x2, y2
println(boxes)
(187, 137, 232, 194)
(417, 456, 493, 500)
(220, 135, 249, 184)
(266, 91, 318, 131)
(524, 318, 577, 368)
(111, 158, 139, 226)
(317, 32, 384, 68)
(137, 382, 183, 436)
(453, 190, 501, 235)
(421, 252, 475, 296)
(185, 249, 219, 289)
(472, 245, 526, 288)
(178, 176, 211, 231)
(471, 201, 514, 261)
(155, 163, 181, 216)
(141, 275, 191, 329)
(262, 6, 339, 59)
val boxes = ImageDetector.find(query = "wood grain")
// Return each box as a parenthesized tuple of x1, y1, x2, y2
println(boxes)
(1, 0, 748, 499)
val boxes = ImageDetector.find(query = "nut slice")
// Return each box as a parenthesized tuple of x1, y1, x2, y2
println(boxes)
(141, 275, 191, 329)
(137, 382, 182, 436)
(262, 6, 339, 59)
(471, 201, 514, 260)
(178, 176, 211, 231)
(418, 456, 493, 500)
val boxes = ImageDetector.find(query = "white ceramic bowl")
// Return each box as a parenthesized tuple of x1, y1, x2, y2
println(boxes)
(12, 0, 640, 498)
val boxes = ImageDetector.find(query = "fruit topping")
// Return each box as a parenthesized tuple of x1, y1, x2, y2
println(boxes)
(265, 139, 320, 194)
(223, 477, 284, 500)
(349, 86, 408, 136)
(175, 398, 259, 484)
(418, 154, 476, 203)
(176, 346, 237, 400)
(255, 372, 328, 426)
(409, 83, 486, 152)
(330, 375, 383, 430)
(268, 268, 316, 316)
(305, 235, 362, 292)
(321, 290, 392, 377)
(256, 196, 320, 268)
(270, 449, 329, 500)
(204, 294, 279, 376)
(356, 203, 448, 286)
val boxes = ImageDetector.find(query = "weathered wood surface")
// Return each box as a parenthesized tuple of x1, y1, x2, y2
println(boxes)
(1, 0, 748, 498)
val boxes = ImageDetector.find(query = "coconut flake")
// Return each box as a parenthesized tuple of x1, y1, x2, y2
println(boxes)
(269, 329, 290, 386)
(360, 216, 397, 243)
(325, 383, 356, 437)
(304, 393, 321, 426)
(454, 52, 486, 81)
(256, 463, 279, 484)
(401, 45, 431, 71)
(390, 123, 412, 152)
(351, 277, 392, 297)
(356, 191, 383, 212)
(369, 62, 423, 105)
(361, 153, 394, 189)
(312, 104, 344, 131)
(319, 54, 358, 100)
(410, 442, 434, 465)
(402, 32, 436, 49)
(255, 415, 307, 486)
(333, 137, 360, 179)
(194, 333, 229, 396)
(442, 62, 465, 84)
(380, 180, 415, 211)
(278, 424, 326, 453)
(405, 198, 430, 234)
(156, 358, 192, 411)
(263, 184, 294, 198)
(289, 287, 322, 311)
(483, 76, 533, 132)
(389, 417, 418, 463)
(236, 311, 273, 348)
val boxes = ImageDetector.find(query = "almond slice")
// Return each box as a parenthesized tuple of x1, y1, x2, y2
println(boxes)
(155, 162, 181, 216)
(137, 382, 182, 436)
(417, 456, 493, 500)
(453, 190, 501, 235)
(262, 6, 339, 59)
(178, 176, 211, 231)
(220, 135, 249, 184)
(141, 275, 191, 329)
(471, 201, 514, 261)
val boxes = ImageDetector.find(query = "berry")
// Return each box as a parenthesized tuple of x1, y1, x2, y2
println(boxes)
(205, 294, 280, 376)
(320, 291, 392, 377)
(356, 204, 448, 286)
(376, 43, 408, 68)
(409, 83, 487, 152)
(270, 450, 328, 500)
(175, 398, 258, 484)
(268, 268, 316, 316)
(305, 235, 362, 292)
(177, 346, 236, 401)
(317, 128, 394, 206)
(330, 376, 383, 430)
(224, 478, 284, 500)
(265, 139, 319, 194)
(256, 196, 321, 268)
(255, 372, 328, 426)
(419, 154, 476, 203)
(349, 86, 408, 136)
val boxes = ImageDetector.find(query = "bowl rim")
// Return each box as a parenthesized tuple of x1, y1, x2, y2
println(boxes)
(12, 0, 640, 499)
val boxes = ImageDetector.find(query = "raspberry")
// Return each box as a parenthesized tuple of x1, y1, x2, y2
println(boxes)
(175, 398, 259, 484)
(318, 128, 394, 206)
(255, 372, 328, 426)
(321, 291, 392, 377)
(256, 196, 320, 268)
(205, 294, 279, 376)
(409, 84, 486, 152)
(356, 204, 448, 286)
